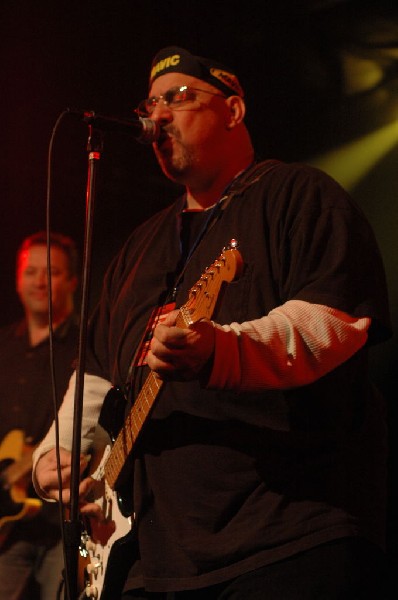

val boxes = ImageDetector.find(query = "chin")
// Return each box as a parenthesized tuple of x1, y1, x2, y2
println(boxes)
(158, 158, 188, 184)
(156, 143, 192, 180)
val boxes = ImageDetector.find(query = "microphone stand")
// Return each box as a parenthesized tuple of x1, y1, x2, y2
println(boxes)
(63, 124, 103, 600)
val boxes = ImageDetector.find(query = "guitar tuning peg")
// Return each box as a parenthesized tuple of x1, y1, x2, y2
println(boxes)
(223, 238, 239, 251)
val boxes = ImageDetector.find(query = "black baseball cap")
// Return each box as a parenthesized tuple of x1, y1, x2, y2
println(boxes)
(149, 46, 244, 97)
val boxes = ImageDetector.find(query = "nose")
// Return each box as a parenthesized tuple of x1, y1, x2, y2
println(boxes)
(35, 270, 48, 287)
(151, 100, 173, 125)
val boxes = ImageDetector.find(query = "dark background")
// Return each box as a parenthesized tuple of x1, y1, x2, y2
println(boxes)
(1, 0, 397, 590)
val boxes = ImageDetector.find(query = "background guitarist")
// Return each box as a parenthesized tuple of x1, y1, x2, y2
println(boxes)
(34, 47, 392, 599)
(0, 231, 79, 600)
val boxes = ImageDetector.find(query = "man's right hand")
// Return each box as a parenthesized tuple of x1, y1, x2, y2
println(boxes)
(34, 447, 98, 514)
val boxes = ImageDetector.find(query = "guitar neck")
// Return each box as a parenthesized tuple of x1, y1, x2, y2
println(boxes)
(104, 371, 163, 490)
(103, 290, 200, 491)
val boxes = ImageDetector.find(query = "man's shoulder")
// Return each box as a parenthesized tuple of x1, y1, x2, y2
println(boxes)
(247, 159, 353, 212)
(250, 159, 338, 186)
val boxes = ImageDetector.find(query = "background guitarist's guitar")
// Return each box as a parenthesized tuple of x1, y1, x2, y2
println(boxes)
(79, 241, 243, 600)
(0, 429, 42, 548)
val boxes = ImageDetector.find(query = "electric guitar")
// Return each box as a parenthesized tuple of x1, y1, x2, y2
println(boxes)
(0, 429, 42, 548)
(79, 241, 243, 600)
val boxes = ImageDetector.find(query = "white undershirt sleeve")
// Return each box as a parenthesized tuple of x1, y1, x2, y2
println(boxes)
(32, 371, 112, 472)
(208, 299, 371, 392)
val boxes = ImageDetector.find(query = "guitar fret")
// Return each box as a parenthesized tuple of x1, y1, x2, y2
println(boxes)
(125, 416, 134, 445)
(130, 416, 140, 439)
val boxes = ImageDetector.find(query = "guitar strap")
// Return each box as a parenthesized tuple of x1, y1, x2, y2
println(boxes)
(219, 158, 281, 208)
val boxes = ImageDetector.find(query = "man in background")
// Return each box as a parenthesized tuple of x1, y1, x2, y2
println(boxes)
(0, 231, 79, 599)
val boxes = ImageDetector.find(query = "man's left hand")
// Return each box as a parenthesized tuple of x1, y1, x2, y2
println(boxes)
(147, 310, 215, 381)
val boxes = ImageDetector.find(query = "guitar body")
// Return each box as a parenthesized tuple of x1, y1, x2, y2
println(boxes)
(79, 421, 133, 600)
(80, 510, 135, 600)
(0, 429, 42, 547)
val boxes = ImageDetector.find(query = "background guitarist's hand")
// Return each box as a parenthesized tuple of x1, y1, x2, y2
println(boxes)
(35, 448, 99, 513)
(148, 310, 215, 381)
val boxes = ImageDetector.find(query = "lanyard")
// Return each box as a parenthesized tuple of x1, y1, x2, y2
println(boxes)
(171, 161, 256, 301)
(171, 199, 224, 301)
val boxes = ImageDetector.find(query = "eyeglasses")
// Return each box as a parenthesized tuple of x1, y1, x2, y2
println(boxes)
(135, 85, 226, 117)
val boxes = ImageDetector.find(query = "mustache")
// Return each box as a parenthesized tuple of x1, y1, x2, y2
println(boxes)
(159, 124, 180, 140)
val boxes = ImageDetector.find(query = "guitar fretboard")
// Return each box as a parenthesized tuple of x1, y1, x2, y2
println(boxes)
(104, 371, 163, 490)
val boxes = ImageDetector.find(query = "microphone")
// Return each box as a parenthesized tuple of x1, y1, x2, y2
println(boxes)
(67, 108, 160, 144)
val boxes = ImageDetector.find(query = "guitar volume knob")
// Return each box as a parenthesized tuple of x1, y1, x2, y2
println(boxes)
(85, 584, 99, 598)
(86, 562, 100, 575)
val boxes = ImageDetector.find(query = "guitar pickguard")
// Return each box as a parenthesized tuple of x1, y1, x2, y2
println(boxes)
(80, 423, 133, 599)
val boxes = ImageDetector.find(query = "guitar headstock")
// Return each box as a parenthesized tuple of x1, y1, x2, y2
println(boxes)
(177, 240, 243, 327)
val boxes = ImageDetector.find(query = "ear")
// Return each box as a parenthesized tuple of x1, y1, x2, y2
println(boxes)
(225, 96, 246, 129)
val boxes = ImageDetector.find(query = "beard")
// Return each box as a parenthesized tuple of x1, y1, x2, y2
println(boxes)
(154, 126, 196, 183)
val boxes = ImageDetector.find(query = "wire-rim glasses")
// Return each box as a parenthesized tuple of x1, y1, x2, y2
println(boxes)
(135, 85, 226, 117)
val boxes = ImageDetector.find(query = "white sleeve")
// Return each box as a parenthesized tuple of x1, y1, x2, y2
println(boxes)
(208, 299, 371, 392)
(32, 371, 112, 469)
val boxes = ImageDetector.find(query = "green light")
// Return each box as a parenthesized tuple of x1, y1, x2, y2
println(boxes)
(308, 120, 398, 191)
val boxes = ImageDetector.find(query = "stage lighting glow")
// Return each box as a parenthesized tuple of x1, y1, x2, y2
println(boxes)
(308, 119, 398, 190)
